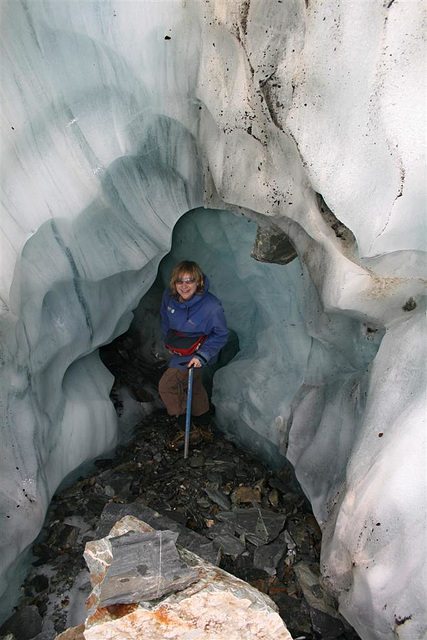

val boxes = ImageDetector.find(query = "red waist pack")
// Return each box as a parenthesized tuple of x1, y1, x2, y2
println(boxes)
(165, 329, 208, 356)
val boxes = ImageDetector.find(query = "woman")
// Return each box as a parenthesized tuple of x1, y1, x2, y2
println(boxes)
(159, 261, 229, 428)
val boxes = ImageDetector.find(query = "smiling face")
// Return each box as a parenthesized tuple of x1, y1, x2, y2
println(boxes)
(175, 273, 198, 301)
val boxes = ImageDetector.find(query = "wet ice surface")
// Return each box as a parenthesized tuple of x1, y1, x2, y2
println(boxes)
(7, 413, 361, 640)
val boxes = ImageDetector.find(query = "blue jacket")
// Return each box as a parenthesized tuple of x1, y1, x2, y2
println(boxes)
(160, 275, 229, 369)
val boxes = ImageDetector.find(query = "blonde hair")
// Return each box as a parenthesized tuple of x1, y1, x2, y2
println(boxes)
(169, 261, 204, 297)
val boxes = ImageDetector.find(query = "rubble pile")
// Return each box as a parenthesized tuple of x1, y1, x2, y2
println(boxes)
(1, 413, 360, 640)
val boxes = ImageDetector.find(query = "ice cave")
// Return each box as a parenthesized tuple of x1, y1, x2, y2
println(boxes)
(0, 0, 426, 639)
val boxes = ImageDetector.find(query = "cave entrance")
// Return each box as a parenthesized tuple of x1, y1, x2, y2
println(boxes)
(100, 206, 383, 482)
(100, 206, 306, 467)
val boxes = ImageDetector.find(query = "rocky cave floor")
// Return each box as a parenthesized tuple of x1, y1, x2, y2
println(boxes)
(2, 410, 361, 640)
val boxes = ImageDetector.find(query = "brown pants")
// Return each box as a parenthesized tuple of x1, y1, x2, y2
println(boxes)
(158, 367, 209, 416)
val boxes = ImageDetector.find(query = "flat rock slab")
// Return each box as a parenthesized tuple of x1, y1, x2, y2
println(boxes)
(216, 508, 286, 546)
(96, 502, 219, 565)
(204, 488, 231, 510)
(204, 521, 236, 539)
(253, 533, 287, 576)
(47, 523, 80, 550)
(293, 562, 338, 619)
(99, 530, 199, 606)
(212, 533, 246, 559)
(85, 516, 154, 588)
(310, 607, 346, 639)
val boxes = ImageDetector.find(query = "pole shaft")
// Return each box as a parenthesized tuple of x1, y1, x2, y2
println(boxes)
(184, 367, 194, 459)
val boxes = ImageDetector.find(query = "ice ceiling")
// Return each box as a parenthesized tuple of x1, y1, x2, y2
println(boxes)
(0, 1, 426, 638)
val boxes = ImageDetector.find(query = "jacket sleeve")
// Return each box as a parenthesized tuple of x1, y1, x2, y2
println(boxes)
(160, 292, 170, 341)
(196, 303, 229, 363)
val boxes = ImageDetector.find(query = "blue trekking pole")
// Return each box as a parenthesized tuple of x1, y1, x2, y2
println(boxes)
(184, 366, 194, 460)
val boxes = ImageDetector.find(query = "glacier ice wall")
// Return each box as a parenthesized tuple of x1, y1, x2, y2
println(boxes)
(0, 1, 426, 637)
(1, 0, 204, 612)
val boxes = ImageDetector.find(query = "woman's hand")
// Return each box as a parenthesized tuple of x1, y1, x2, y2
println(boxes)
(188, 357, 202, 368)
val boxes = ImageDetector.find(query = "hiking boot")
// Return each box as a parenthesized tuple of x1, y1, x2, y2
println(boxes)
(192, 413, 214, 441)
(165, 430, 185, 451)
(165, 428, 207, 451)
(199, 425, 214, 442)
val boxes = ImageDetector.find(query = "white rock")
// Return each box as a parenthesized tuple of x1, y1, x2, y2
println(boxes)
(82, 517, 291, 640)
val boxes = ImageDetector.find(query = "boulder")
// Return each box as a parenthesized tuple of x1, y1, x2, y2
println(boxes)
(0, 605, 43, 640)
(54, 625, 85, 640)
(83, 516, 293, 639)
